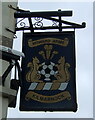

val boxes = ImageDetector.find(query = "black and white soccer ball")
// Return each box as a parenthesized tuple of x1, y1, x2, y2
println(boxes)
(38, 61, 58, 82)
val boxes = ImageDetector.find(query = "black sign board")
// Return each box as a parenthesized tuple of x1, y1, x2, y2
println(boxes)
(20, 31, 77, 112)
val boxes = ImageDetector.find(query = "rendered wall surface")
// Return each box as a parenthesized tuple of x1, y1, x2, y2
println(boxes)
(0, 1, 18, 47)
(0, 1, 18, 119)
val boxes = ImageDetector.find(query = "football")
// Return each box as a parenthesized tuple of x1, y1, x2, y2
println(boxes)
(38, 61, 58, 82)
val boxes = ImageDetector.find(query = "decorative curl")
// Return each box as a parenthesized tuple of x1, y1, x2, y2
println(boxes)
(20, 22, 26, 27)
(33, 17, 43, 28)
(15, 18, 26, 27)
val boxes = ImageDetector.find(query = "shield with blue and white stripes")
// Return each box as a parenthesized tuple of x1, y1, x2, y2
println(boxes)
(20, 32, 77, 111)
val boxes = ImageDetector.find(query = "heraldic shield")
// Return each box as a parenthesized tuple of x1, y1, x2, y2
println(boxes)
(20, 32, 77, 112)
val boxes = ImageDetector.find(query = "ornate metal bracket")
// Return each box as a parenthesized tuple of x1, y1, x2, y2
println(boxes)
(14, 9, 86, 33)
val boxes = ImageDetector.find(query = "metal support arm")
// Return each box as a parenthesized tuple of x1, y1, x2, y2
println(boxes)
(14, 10, 73, 18)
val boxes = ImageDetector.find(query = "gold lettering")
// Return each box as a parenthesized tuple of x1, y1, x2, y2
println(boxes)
(25, 91, 71, 103)
(28, 38, 69, 47)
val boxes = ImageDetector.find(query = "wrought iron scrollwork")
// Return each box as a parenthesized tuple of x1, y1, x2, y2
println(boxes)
(15, 10, 86, 32)
(33, 17, 43, 28)
(52, 21, 58, 27)
(15, 18, 26, 28)
(20, 22, 26, 27)
(16, 18, 25, 26)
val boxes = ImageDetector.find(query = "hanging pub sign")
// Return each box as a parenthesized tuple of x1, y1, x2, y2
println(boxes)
(20, 31, 77, 112)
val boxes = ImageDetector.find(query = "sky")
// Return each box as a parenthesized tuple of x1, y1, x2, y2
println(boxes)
(7, 1, 93, 118)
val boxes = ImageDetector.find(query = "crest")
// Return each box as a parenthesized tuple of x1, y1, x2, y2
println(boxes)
(20, 32, 77, 111)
